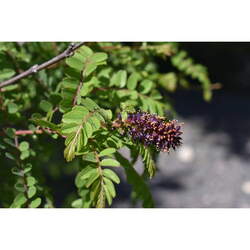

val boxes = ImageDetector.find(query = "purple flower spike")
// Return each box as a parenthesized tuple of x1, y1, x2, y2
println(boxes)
(113, 111, 183, 152)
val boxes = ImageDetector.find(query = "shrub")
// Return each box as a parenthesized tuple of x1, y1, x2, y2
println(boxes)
(0, 42, 213, 208)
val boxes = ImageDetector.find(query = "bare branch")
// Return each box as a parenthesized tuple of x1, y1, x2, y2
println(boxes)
(0, 42, 85, 89)
(0, 128, 66, 138)
(15, 129, 48, 135)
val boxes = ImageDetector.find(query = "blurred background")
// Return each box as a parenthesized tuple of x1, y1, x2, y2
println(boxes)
(112, 43, 250, 208)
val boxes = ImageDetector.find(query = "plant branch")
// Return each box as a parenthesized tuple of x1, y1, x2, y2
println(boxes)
(15, 129, 49, 135)
(0, 42, 85, 89)
(0, 128, 66, 138)
(15, 129, 66, 138)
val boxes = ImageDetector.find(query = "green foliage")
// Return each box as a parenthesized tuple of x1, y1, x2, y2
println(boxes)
(115, 152, 154, 208)
(4, 131, 42, 208)
(171, 49, 212, 101)
(138, 144, 157, 179)
(0, 42, 214, 208)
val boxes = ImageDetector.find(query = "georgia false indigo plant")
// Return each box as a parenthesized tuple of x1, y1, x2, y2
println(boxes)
(0, 42, 212, 208)
(113, 111, 183, 152)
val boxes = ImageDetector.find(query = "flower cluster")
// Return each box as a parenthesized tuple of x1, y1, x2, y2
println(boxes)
(113, 111, 183, 152)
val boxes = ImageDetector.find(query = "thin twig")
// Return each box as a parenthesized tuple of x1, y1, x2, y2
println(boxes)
(0, 128, 65, 138)
(0, 42, 85, 89)
(15, 129, 65, 138)
(15, 129, 46, 135)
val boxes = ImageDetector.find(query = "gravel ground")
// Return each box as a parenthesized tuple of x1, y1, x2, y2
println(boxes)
(113, 91, 250, 208)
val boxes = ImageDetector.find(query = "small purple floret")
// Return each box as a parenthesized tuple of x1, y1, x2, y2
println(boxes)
(113, 111, 183, 152)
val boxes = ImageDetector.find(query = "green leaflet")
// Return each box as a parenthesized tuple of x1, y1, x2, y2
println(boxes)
(29, 197, 42, 208)
(27, 186, 37, 199)
(62, 106, 89, 125)
(64, 135, 79, 162)
(98, 109, 112, 121)
(0, 84, 18, 92)
(23, 164, 32, 174)
(80, 77, 98, 97)
(11, 167, 23, 177)
(19, 141, 29, 151)
(71, 195, 92, 208)
(85, 171, 100, 188)
(27, 176, 36, 186)
(88, 116, 101, 131)
(82, 152, 98, 163)
(7, 103, 18, 114)
(14, 182, 26, 192)
(116, 89, 138, 99)
(20, 150, 30, 160)
(0, 68, 15, 81)
(39, 100, 53, 112)
(96, 185, 106, 208)
(83, 122, 93, 138)
(71, 199, 83, 208)
(4, 138, 16, 148)
(158, 72, 177, 92)
(110, 70, 127, 88)
(99, 148, 116, 157)
(75, 166, 96, 188)
(127, 72, 139, 90)
(103, 177, 116, 198)
(90, 179, 101, 202)
(4, 128, 16, 138)
(81, 97, 100, 111)
(91, 52, 108, 63)
(80, 168, 99, 181)
(100, 158, 120, 167)
(138, 79, 154, 94)
(103, 184, 112, 206)
(11, 193, 27, 208)
(103, 169, 120, 184)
